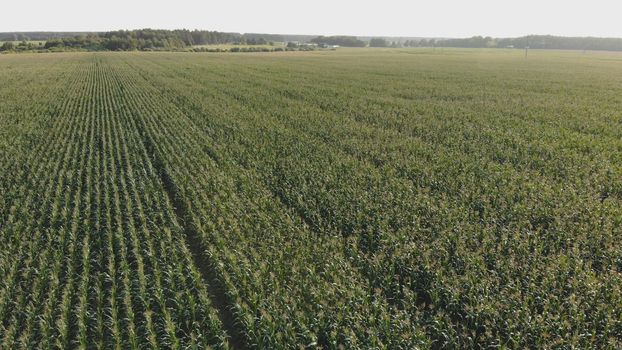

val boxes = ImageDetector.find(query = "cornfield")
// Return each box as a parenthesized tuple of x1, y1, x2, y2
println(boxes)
(1, 49, 622, 348)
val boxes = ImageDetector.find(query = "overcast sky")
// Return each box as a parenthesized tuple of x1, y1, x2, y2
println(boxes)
(3, 0, 622, 38)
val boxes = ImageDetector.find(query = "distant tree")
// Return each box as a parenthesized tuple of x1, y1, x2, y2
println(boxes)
(369, 38, 388, 47)
(44, 39, 63, 49)
(0, 41, 15, 51)
(18, 30, 622, 53)
(310, 36, 366, 47)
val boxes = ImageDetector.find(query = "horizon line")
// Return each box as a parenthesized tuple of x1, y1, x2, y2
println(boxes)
(2, 29, 622, 41)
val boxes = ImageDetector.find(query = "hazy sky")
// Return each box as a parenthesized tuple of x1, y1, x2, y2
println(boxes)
(3, 0, 622, 38)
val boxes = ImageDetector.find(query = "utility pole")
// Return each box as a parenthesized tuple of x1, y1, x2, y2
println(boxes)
(525, 45, 529, 58)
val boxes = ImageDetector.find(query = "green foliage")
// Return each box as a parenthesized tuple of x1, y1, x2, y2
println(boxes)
(1, 49, 622, 348)
(369, 38, 388, 47)
(434, 35, 622, 51)
(311, 35, 366, 47)
(37, 30, 320, 53)
(0, 41, 14, 51)
(0, 55, 227, 348)
(42, 29, 244, 52)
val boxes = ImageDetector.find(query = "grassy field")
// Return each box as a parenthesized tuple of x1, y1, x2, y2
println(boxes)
(1, 48, 622, 348)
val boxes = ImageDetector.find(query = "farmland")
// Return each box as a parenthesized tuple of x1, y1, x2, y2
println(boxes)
(1, 48, 622, 348)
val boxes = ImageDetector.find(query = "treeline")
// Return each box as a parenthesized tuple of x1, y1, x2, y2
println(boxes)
(310, 36, 366, 47)
(36, 30, 318, 52)
(371, 35, 622, 52)
(5, 30, 622, 53)
(370, 38, 414, 48)
(5, 30, 370, 52)
(430, 35, 622, 51)
(41, 29, 243, 51)
(0, 31, 87, 41)
(1, 41, 44, 52)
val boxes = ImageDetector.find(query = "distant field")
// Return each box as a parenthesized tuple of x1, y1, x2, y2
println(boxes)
(1, 49, 622, 348)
